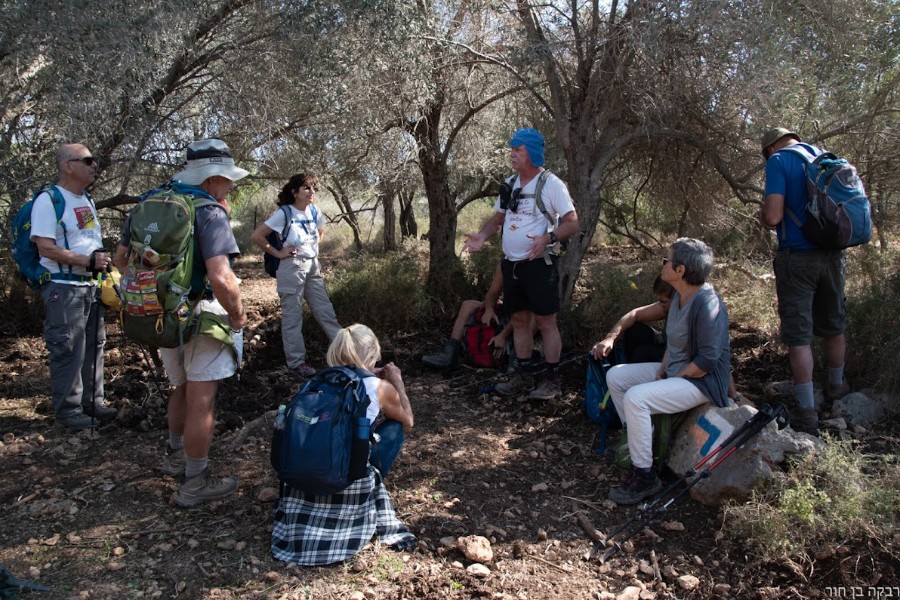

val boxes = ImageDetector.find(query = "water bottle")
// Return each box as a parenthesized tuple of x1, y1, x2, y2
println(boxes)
(273, 405, 287, 430)
(349, 417, 371, 480)
(356, 417, 371, 441)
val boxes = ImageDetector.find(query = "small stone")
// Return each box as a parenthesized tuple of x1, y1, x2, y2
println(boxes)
(531, 482, 548, 493)
(615, 586, 641, 600)
(466, 563, 491, 577)
(187, 539, 200, 549)
(113, 546, 126, 556)
(660, 521, 684, 532)
(265, 571, 280, 581)
(41, 534, 60, 546)
(107, 561, 125, 571)
(176, 581, 186, 593)
(714, 583, 732, 594)
(28, 566, 40, 578)
(536, 529, 548, 541)
(451, 561, 464, 569)
(217, 539, 237, 550)
(348, 592, 365, 600)
(677, 575, 700, 590)
(257, 487, 279, 503)
(235, 541, 247, 552)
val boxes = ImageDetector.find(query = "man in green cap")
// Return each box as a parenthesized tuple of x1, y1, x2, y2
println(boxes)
(759, 127, 850, 435)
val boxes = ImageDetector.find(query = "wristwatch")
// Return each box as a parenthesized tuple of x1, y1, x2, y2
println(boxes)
(548, 231, 558, 245)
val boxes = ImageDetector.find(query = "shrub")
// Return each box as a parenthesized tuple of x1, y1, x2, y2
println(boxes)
(844, 248, 900, 402)
(723, 436, 900, 566)
(565, 262, 662, 350)
(328, 242, 429, 336)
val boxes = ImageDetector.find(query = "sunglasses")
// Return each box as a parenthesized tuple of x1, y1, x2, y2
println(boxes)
(509, 188, 522, 212)
(68, 156, 96, 166)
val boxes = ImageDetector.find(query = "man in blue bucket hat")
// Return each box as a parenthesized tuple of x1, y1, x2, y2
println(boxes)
(463, 128, 580, 400)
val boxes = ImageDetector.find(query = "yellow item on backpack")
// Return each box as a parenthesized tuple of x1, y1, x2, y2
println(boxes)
(100, 267, 122, 311)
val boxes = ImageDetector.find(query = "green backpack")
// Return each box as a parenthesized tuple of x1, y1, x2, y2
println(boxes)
(612, 411, 689, 471)
(120, 182, 223, 349)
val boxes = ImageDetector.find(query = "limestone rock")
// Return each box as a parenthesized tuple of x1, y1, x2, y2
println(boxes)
(466, 563, 491, 577)
(457, 535, 493, 563)
(831, 392, 885, 426)
(668, 404, 818, 506)
(677, 575, 700, 590)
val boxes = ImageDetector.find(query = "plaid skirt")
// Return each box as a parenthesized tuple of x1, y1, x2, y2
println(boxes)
(271, 467, 416, 566)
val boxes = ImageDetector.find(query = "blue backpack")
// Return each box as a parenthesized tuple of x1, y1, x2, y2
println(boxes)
(263, 204, 318, 277)
(779, 146, 872, 249)
(10, 186, 74, 290)
(581, 348, 626, 455)
(271, 366, 373, 495)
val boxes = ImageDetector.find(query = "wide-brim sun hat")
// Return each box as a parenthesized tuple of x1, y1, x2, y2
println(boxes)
(760, 127, 802, 157)
(173, 139, 249, 185)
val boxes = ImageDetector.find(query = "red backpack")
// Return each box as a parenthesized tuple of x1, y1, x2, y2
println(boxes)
(464, 306, 503, 368)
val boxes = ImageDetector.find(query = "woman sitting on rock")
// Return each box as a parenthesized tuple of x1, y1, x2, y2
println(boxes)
(605, 238, 731, 505)
(271, 324, 416, 566)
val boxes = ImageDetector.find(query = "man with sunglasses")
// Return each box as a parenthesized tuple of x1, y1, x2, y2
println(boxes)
(463, 128, 580, 400)
(31, 144, 117, 431)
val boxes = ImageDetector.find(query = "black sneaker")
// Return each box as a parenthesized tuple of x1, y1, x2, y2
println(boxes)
(608, 467, 662, 505)
(56, 413, 97, 432)
(82, 402, 118, 421)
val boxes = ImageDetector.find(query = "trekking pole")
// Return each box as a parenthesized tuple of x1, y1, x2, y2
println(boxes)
(453, 351, 592, 393)
(594, 402, 786, 563)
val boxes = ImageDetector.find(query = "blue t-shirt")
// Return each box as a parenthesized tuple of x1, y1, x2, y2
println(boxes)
(764, 143, 821, 251)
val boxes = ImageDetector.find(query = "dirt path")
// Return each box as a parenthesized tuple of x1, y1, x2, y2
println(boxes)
(0, 264, 893, 599)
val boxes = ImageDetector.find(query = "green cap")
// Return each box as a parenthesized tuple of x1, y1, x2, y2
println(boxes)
(760, 127, 801, 157)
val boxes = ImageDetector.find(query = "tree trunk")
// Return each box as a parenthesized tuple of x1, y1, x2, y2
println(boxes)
(380, 180, 397, 251)
(399, 188, 418, 239)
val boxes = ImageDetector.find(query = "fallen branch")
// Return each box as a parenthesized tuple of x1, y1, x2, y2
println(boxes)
(571, 501, 604, 543)
(229, 409, 277, 451)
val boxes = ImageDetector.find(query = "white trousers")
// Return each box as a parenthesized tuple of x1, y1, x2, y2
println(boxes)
(606, 363, 709, 469)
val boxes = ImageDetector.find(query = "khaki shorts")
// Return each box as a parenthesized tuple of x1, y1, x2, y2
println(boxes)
(160, 331, 238, 385)
(774, 249, 846, 346)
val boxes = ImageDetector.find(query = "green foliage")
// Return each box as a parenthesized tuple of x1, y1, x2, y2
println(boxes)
(844, 248, 900, 399)
(565, 262, 663, 350)
(724, 436, 900, 565)
(328, 242, 429, 335)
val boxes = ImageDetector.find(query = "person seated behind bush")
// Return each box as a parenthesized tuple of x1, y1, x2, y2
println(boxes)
(605, 238, 731, 505)
(592, 276, 674, 364)
(422, 263, 514, 369)
(592, 275, 740, 400)
(271, 324, 416, 566)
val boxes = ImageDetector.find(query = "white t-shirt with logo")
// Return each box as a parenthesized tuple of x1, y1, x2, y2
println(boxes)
(30, 185, 103, 284)
(264, 204, 324, 259)
(493, 171, 575, 261)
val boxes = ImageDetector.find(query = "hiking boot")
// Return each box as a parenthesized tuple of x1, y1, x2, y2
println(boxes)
(494, 372, 535, 396)
(175, 469, 238, 508)
(421, 340, 460, 369)
(790, 407, 819, 436)
(159, 444, 185, 477)
(82, 402, 118, 421)
(56, 413, 97, 432)
(292, 362, 316, 378)
(608, 467, 662, 505)
(824, 380, 850, 403)
(528, 378, 561, 401)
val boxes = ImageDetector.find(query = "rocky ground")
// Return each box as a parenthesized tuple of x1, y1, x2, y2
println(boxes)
(0, 260, 896, 599)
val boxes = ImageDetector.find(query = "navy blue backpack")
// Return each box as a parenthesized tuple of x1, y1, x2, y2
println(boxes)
(581, 348, 626, 454)
(271, 366, 372, 495)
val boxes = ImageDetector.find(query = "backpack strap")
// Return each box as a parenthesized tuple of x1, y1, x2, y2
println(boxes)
(279, 205, 292, 241)
(772, 145, 818, 235)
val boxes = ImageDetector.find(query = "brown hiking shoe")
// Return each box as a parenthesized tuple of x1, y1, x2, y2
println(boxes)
(494, 372, 535, 396)
(528, 378, 561, 401)
(790, 407, 819, 436)
(159, 444, 185, 477)
(824, 381, 850, 403)
(175, 469, 238, 507)
(608, 467, 662, 505)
